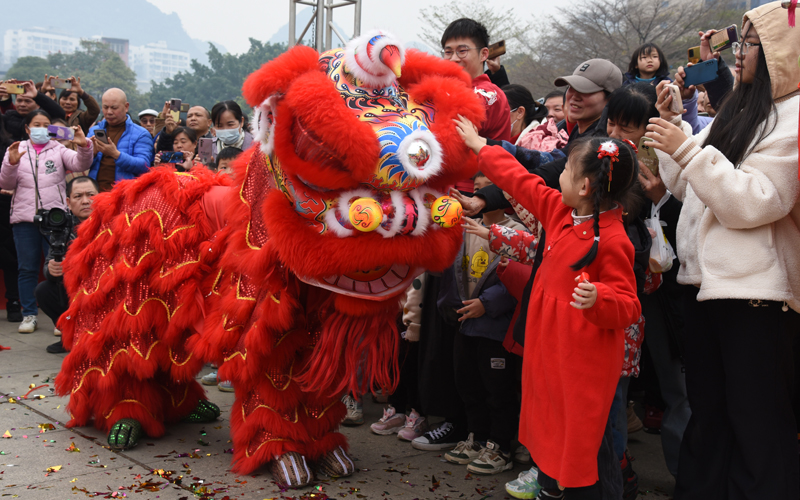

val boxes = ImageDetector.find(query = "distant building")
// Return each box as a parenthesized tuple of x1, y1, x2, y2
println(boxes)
(101, 37, 129, 66)
(129, 41, 191, 92)
(3, 28, 81, 67)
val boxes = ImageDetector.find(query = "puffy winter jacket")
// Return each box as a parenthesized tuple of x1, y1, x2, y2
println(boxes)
(0, 140, 94, 224)
(87, 115, 153, 183)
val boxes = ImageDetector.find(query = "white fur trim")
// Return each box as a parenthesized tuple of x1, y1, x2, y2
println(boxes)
(396, 129, 444, 181)
(256, 95, 279, 156)
(409, 188, 431, 236)
(344, 29, 405, 88)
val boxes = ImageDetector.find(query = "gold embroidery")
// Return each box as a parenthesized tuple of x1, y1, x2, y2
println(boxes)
(124, 210, 195, 240)
(103, 399, 157, 421)
(123, 298, 180, 320)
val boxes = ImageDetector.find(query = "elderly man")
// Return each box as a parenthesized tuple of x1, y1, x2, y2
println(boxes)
(87, 88, 154, 192)
(155, 104, 214, 155)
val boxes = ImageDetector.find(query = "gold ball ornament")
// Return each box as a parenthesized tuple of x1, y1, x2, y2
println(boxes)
(431, 196, 462, 228)
(348, 197, 384, 232)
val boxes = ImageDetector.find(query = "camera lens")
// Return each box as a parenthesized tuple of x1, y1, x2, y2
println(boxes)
(49, 208, 65, 225)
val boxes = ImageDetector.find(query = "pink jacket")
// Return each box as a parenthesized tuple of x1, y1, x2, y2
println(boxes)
(0, 140, 94, 224)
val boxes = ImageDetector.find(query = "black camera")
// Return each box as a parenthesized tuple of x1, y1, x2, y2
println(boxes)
(34, 208, 75, 262)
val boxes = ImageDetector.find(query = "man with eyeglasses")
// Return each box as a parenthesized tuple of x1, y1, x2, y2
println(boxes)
(440, 19, 511, 184)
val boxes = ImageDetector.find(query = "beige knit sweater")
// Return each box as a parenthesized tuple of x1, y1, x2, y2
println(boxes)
(658, 95, 800, 310)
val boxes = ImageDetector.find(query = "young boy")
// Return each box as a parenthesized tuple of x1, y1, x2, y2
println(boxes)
(437, 173, 525, 474)
(440, 18, 511, 190)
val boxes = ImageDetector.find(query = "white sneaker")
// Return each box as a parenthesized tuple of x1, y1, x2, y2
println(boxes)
(466, 439, 513, 475)
(18, 315, 37, 334)
(53, 327, 62, 337)
(341, 394, 363, 426)
(514, 444, 532, 464)
(201, 371, 218, 386)
(505, 466, 542, 499)
(444, 432, 484, 464)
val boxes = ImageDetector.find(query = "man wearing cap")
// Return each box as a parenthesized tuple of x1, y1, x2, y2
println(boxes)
(138, 109, 158, 136)
(554, 58, 623, 139)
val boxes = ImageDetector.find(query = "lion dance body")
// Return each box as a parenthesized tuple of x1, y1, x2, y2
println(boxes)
(54, 31, 484, 487)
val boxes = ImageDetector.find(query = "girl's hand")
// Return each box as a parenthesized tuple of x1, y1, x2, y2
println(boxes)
(498, 256, 509, 267)
(42, 74, 54, 93)
(699, 30, 721, 62)
(7, 142, 25, 165)
(637, 161, 667, 203)
(645, 118, 689, 156)
(570, 277, 597, 309)
(154, 153, 162, 165)
(457, 298, 486, 321)
(453, 114, 487, 155)
(72, 126, 87, 147)
(449, 188, 486, 217)
(461, 216, 491, 241)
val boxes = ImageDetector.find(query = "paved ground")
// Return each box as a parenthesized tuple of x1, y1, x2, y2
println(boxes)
(0, 312, 675, 499)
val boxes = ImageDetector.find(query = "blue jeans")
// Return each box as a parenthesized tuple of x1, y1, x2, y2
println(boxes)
(12, 222, 49, 316)
(609, 375, 631, 461)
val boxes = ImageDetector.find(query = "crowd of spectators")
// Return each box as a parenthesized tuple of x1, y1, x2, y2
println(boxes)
(0, 2, 798, 499)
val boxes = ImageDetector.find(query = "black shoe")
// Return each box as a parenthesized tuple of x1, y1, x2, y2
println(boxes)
(46, 341, 66, 354)
(410, 422, 466, 451)
(621, 452, 639, 500)
(6, 301, 22, 323)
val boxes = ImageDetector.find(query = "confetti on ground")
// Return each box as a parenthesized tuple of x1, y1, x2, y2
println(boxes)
(46, 465, 62, 472)
(2, 430, 11, 438)
(66, 442, 80, 452)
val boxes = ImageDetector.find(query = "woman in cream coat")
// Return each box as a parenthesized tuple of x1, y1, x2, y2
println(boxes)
(645, 2, 799, 499)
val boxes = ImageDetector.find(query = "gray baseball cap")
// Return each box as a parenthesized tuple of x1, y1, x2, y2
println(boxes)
(554, 59, 623, 94)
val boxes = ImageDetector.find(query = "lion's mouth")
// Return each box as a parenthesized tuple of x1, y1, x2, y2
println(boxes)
(299, 263, 421, 300)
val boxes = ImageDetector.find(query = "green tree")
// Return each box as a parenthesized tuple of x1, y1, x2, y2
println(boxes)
(148, 39, 287, 113)
(6, 56, 56, 82)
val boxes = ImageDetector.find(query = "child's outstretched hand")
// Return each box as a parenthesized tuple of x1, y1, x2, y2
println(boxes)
(453, 114, 487, 155)
(462, 216, 490, 241)
(570, 274, 597, 309)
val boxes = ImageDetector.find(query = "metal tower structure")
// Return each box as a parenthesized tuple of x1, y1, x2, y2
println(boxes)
(288, 0, 363, 52)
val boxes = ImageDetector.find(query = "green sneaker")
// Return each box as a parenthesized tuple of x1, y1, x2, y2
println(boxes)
(107, 419, 143, 450)
(505, 466, 542, 499)
(183, 399, 221, 423)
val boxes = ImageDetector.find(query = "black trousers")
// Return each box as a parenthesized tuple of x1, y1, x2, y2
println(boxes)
(34, 279, 69, 327)
(453, 333, 519, 451)
(675, 289, 798, 500)
(388, 338, 421, 414)
(0, 195, 18, 303)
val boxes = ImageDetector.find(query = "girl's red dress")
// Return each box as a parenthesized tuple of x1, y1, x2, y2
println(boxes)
(478, 145, 641, 487)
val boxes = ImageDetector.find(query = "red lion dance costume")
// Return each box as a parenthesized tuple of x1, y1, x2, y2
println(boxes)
(55, 30, 484, 487)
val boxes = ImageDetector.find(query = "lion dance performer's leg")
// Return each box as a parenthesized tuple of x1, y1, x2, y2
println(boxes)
(55, 169, 228, 448)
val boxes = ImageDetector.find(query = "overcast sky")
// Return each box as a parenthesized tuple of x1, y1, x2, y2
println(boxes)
(146, 0, 561, 54)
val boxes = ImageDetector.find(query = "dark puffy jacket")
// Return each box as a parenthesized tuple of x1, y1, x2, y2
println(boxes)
(87, 115, 154, 182)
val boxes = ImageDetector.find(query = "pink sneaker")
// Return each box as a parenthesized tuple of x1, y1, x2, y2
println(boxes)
(397, 409, 428, 441)
(370, 405, 406, 435)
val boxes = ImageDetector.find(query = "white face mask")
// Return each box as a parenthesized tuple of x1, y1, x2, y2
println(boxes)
(509, 107, 521, 134)
(29, 127, 51, 145)
(216, 127, 241, 145)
